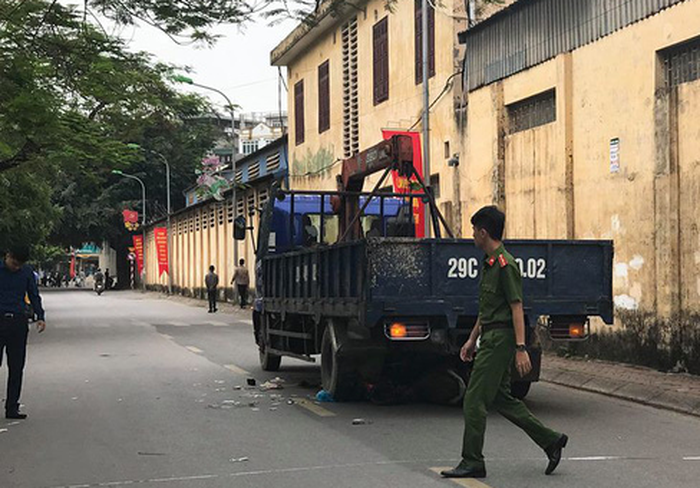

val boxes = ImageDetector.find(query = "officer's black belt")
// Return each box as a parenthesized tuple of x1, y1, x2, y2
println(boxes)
(481, 322, 512, 333)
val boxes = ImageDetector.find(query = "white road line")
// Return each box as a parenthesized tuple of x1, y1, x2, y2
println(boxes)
(683, 456, 700, 461)
(168, 321, 189, 327)
(568, 456, 622, 461)
(224, 364, 251, 376)
(185, 346, 204, 354)
(208, 321, 229, 327)
(295, 399, 336, 417)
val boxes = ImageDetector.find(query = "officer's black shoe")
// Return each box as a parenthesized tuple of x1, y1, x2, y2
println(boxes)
(440, 462, 486, 479)
(5, 411, 27, 420)
(544, 433, 568, 475)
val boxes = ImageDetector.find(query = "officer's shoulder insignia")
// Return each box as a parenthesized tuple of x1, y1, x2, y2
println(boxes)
(487, 256, 496, 267)
(498, 254, 508, 268)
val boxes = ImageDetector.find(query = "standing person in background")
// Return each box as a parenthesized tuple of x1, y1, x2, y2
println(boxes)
(231, 259, 250, 309)
(205, 265, 219, 313)
(0, 246, 46, 420)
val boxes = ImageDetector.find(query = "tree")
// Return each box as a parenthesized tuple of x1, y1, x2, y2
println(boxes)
(0, 0, 217, 250)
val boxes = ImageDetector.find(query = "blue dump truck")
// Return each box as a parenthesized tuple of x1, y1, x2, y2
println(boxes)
(242, 136, 613, 401)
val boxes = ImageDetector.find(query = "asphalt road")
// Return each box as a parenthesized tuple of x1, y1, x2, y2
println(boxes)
(1, 290, 699, 488)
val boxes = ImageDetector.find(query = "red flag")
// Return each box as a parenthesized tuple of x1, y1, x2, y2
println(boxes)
(132, 235, 144, 275)
(123, 209, 139, 231)
(154, 227, 169, 277)
(381, 130, 426, 238)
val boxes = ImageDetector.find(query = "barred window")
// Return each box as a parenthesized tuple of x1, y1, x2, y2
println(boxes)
(247, 193, 256, 216)
(661, 36, 700, 88)
(227, 199, 234, 223)
(507, 89, 556, 134)
(237, 197, 245, 218)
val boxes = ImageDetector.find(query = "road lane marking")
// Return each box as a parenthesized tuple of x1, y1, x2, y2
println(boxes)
(209, 321, 229, 326)
(223, 364, 251, 376)
(185, 346, 204, 354)
(683, 456, 700, 461)
(430, 468, 492, 488)
(295, 399, 336, 417)
(168, 321, 189, 327)
(568, 456, 622, 461)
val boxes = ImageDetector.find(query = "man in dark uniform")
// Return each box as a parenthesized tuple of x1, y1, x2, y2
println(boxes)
(0, 246, 46, 419)
(442, 206, 568, 479)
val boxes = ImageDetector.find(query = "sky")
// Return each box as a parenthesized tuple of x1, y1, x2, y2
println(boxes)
(88, 8, 296, 115)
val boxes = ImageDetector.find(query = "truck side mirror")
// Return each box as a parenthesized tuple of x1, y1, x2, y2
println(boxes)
(234, 216, 246, 240)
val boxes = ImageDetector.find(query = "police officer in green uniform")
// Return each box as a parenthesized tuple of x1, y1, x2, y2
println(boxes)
(442, 206, 568, 479)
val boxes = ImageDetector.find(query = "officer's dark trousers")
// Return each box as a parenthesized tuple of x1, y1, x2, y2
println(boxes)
(207, 289, 217, 312)
(0, 315, 29, 415)
(461, 328, 560, 468)
(237, 285, 248, 308)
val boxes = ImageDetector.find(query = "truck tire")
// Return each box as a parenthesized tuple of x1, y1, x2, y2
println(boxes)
(510, 381, 531, 400)
(258, 313, 281, 372)
(321, 322, 358, 401)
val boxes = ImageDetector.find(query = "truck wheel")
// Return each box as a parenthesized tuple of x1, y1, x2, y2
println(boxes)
(510, 381, 531, 400)
(321, 322, 358, 401)
(258, 313, 281, 372)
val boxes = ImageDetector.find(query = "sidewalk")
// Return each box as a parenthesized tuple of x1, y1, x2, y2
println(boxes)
(542, 353, 700, 417)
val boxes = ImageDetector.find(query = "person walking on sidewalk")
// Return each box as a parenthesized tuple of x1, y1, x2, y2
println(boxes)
(231, 259, 250, 309)
(205, 265, 219, 313)
(441, 206, 568, 479)
(0, 245, 46, 419)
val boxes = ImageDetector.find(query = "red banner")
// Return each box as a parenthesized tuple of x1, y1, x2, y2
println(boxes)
(69, 254, 76, 279)
(381, 130, 426, 238)
(132, 235, 144, 275)
(154, 227, 169, 277)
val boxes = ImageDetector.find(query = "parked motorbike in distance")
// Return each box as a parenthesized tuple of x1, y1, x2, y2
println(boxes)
(95, 282, 105, 296)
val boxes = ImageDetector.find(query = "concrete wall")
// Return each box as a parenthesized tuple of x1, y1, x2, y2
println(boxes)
(459, 0, 700, 316)
(144, 184, 266, 299)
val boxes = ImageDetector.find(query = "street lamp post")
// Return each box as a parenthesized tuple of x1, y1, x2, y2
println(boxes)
(172, 75, 239, 278)
(113, 170, 147, 291)
(128, 144, 173, 295)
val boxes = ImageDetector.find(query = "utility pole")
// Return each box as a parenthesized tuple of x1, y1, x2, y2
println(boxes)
(422, 0, 431, 238)
(113, 170, 147, 290)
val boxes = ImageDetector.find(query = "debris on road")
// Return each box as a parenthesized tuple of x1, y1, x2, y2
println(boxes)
(260, 378, 284, 391)
(230, 457, 249, 463)
(352, 418, 372, 425)
(316, 390, 335, 402)
(286, 399, 295, 405)
(0, 428, 8, 434)
(246, 378, 256, 386)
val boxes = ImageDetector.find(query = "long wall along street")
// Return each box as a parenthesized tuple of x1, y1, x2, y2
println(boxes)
(141, 0, 700, 321)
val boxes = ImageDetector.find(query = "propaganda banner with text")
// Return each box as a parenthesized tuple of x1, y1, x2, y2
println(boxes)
(132, 235, 144, 275)
(154, 227, 169, 277)
(381, 130, 426, 238)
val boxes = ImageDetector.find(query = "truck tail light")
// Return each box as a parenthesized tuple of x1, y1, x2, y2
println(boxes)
(385, 322, 430, 341)
(548, 316, 589, 341)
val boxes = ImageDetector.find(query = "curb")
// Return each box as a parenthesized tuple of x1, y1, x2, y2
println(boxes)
(541, 369, 700, 419)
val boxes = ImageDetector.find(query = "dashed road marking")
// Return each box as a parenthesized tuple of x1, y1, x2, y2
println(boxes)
(429, 468, 492, 487)
(185, 346, 204, 354)
(223, 364, 251, 376)
(295, 399, 336, 417)
(168, 321, 189, 327)
(683, 456, 700, 461)
(569, 456, 622, 461)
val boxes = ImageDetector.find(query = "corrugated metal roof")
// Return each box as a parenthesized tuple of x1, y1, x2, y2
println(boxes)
(460, 0, 689, 91)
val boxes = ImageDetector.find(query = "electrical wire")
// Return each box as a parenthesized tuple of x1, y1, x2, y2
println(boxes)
(408, 70, 463, 131)
(426, 0, 468, 21)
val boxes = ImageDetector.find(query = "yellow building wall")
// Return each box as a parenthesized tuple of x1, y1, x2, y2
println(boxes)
(284, 0, 465, 229)
(460, 0, 700, 315)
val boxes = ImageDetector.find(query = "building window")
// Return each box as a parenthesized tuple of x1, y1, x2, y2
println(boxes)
(318, 60, 330, 133)
(294, 80, 305, 145)
(342, 18, 359, 158)
(415, 0, 435, 85)
(373, 17, 389, 106)
(242, 140, 259, 155)
(507, 89, 556, 134)
(661, 36, 700, 88)
(430, 174, 440, 200)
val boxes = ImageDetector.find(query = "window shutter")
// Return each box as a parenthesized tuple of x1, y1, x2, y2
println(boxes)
(294, 80, 304, 145)
(415, 0, 435, 84)
(318, 60, 330, 133)
(373, 17, 389, 106)
(415, 0, 422, 85)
